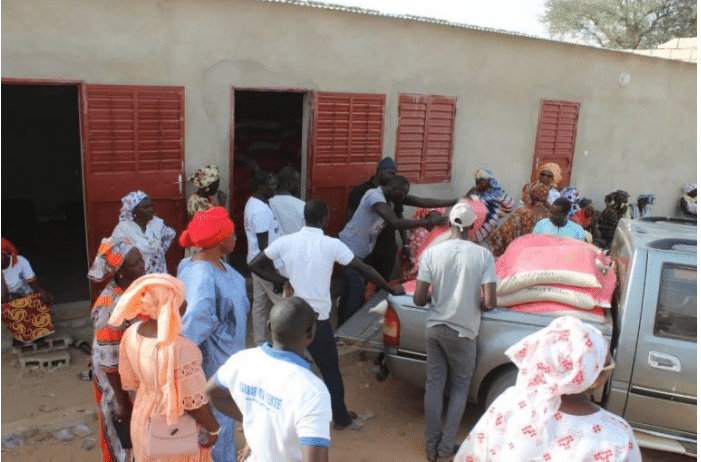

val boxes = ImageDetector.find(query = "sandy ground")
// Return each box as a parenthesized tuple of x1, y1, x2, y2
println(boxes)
(1, 349, 694, 462)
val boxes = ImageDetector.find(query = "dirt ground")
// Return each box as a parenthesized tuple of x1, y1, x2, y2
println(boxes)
(1, 350, 693, 462)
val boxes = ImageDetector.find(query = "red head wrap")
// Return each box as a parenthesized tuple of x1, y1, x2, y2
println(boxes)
(1, 238, 19, 266)
(179, 207, 234, 249)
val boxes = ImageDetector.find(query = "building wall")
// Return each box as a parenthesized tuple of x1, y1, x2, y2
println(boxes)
(2, 0, 696, 216)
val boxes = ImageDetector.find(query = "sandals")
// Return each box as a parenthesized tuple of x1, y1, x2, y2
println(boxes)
(332, 411, 358, 430)
(79, 370, 93, 381)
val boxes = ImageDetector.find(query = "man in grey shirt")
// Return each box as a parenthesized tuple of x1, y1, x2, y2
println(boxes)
(338, 175, 446, 325)
(413, 202, 497, 462)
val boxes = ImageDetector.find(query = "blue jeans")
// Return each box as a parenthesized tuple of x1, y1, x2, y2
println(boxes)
(338, 266, 366, 327)
(306, 319, 350, 424)
(424, 324, 477, 459)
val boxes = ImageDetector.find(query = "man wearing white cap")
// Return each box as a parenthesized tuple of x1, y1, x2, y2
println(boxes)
(413, 202, 498, 462)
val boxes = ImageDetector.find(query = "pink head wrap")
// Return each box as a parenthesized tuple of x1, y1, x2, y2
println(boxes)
(108, 274, 186, 425)
(505, 316, 608, 445)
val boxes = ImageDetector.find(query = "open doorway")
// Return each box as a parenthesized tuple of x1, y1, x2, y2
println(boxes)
(1, 84, 89, 304)
(230, 90, 307, 270)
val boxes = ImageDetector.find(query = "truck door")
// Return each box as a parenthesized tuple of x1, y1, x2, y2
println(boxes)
(624, 248, 697, 438)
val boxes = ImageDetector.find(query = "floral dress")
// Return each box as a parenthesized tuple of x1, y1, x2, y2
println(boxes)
(119, 325, 212, 462)
(92, 281, 142, 462)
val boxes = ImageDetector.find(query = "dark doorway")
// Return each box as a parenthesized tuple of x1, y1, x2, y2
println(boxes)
(1, 84, 89, 304)
(231, 90, 305, 269)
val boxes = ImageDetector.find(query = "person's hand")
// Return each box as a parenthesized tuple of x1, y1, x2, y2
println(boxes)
(426, 215, 447, 230)
(389, 285, 406, 296)
(236, 444, 251, 462)
(198, 428, 219, 448)
(113, 392, 132, 425)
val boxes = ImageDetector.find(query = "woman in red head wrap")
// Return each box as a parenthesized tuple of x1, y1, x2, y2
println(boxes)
(176, 207, 250, 462)
(1, 237, 55, 343)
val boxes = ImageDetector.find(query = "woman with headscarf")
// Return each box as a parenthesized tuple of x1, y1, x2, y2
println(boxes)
(87, 237, 146, 462)
(599, 190, 630, 247)
(629, 194, 655, 220)
(177, 207, 249, 462)
(111, 190, 176, 274)
(1, 238, 55, 343)
(571, 198, 601, 244)
(186, 165, 228, 218)
(455, 316, 642, 462)
(109, 274, 220, 462)
(680, 183, 696, 218)
(489, 182, 550, 257)
(559, 185, 581, 218)
(466, 169, 516, 244)
(522, 163, 563, 207)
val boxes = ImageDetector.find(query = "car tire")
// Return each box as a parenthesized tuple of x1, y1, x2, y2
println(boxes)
(485, 367, 518, 408)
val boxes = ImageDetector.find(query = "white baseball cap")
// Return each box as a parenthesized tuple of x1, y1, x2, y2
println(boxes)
(449, 202, 477, 231)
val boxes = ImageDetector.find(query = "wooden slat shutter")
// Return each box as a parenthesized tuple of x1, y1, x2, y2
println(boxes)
(395, 94, 456, 183)
(531, 100, 580, 186)
(82, 84, 186, 284)
(308, 92, 386, 236)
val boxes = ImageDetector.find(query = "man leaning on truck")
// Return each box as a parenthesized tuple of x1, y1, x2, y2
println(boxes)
(413, 202, 497, 462)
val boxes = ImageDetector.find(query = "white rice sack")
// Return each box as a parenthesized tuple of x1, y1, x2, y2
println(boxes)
(497, 286, 598, 310)
(497, 270, 600, 296)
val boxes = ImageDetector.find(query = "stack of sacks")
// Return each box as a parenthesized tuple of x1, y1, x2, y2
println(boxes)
(495, 234, 616, 323)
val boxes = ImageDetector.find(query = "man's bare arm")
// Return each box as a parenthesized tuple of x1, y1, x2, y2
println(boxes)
(205, 376, 243, 422)
(413, 280, 431, 307)
(481, 282, 497, 311)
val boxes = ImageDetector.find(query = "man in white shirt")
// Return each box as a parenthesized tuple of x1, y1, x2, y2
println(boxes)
(413, 202, 497, 462)
(206, 297, 332, 462)
(269, 166, 305, 235)
(250, 199, 404, 430)
(532, 197, 585, 241)
(244, 170, 284, 346)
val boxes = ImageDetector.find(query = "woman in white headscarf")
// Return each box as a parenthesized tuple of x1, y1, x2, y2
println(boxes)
(455, 316, 642, 462)
(111, 190, 176, 274)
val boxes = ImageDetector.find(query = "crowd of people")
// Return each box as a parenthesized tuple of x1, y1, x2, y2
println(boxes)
(1, 157, 693, 462)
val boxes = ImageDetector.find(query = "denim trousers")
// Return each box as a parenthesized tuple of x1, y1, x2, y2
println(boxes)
(424, 324, 477, 459)
(306, 319, 350, 423)
(338, 266, 366, 327)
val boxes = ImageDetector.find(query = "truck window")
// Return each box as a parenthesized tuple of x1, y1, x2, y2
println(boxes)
(653, 264, 697, 342)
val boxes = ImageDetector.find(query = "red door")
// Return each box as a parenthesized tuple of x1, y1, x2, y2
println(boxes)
(307, 92, 386, 237)
(82, 84, 186, 291)
(531, 100, 580, 187)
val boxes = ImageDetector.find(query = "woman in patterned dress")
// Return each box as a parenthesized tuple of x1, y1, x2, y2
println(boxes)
(466, 169, 516, 244)
(88, 237, 146, 462)
(455, 316, 642, 462)
(111, 191, 176, 274)
(108, 274, 220, 462)
(489, 182, 550, 257)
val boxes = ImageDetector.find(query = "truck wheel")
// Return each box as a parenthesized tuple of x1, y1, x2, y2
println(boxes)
(485, 367, 518, 408)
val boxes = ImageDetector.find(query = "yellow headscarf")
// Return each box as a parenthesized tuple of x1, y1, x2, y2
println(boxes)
(108, 274, 186, 425)
(537, 162, 563, 188)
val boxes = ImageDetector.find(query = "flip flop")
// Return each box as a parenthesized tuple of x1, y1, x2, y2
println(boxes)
(79, 370, 92, 381)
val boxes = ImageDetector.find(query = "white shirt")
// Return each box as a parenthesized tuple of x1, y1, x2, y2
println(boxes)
(244, 197, 282, 266)
(215, 344, 332, 462)
(2, 256, 35, 296)
(269, 194, 305, 236)
(264, 227, 355, 320)
(417, 239, 497, 339)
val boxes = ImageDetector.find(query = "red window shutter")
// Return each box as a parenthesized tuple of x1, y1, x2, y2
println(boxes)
(395, 94, 456, 183)
(531, 100, 580, 186)
(309, 92, 386, 236)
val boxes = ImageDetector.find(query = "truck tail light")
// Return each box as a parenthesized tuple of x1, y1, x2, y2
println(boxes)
(383, 304, 400, 347)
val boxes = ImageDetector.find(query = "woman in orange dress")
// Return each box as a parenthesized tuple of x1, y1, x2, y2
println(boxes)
(109, 274, 220, 462)
(522, 162, 562, 207)
(87, 237, 146, 462)
(489, 182, 550, 257)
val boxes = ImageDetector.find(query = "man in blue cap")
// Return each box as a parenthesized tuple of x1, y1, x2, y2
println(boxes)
(345, 157, 457, 283)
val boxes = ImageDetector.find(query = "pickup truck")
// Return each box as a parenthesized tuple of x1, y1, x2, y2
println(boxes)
(336, 217, 697, 456)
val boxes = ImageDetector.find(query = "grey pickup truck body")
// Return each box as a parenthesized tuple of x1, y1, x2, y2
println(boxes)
(337, 217, 697, 456)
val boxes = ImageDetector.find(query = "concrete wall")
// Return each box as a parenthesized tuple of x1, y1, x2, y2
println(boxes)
(3, 0, 696, 216)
